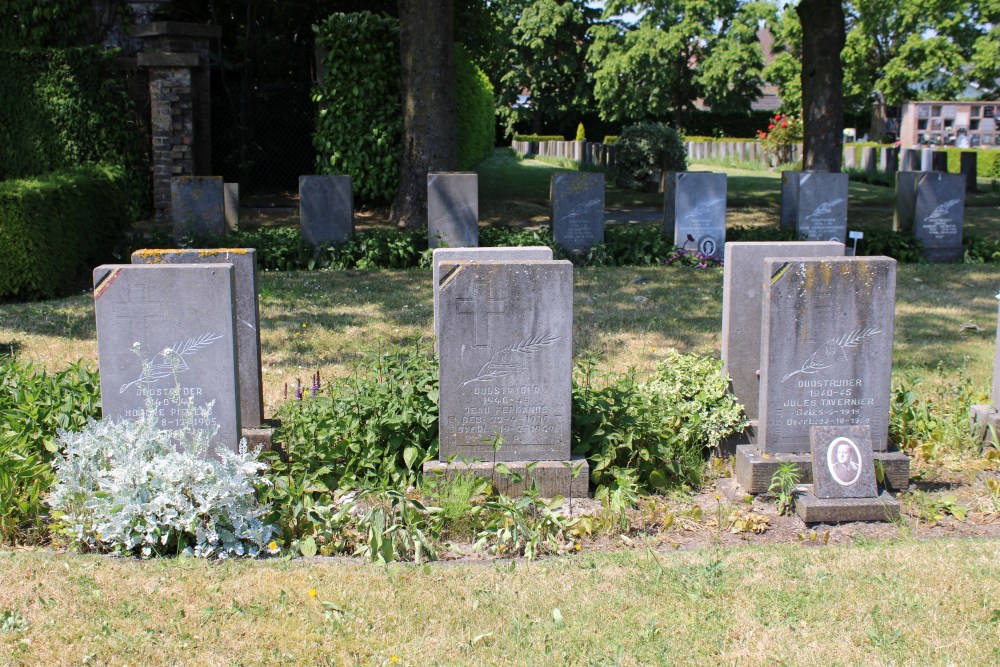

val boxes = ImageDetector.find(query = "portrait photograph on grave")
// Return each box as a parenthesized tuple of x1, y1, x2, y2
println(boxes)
(810, 426, 878, 499)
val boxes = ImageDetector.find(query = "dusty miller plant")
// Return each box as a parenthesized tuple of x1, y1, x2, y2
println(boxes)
(48, 394, 276, 559)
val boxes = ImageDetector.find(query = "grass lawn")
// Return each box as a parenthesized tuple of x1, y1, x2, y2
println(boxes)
(2, 150, 1000, 665)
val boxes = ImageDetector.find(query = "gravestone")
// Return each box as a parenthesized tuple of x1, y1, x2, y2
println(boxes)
(550, 172, 604, 254)
(892, 172, 921, 232)
(860, 147, 877, 173)
(792, 172, 849, 242)
(432, 247, 553, 341)
(735, 256, 908, 494)
(299, 175, 353, 246)
(913, 172, 965, 262)
(757, 256, 896, 454)
(931, 151, 949, 173)
(960, 152, 978, 193)
(779, 171, 802, 230)
(224, 182, 239, 232)
(899, 148, 918, 172)
(131, 248, 264, 428)
(920, 148, 935, 171)
(664, 172, 726, 259)
(428, 172, 478, 248)
(721, 241, 844, 425)
(170, 176, 225, 239)
(794, 425, 900, 522)
(92, 263, 241, 452)
(429, 259, 586, 497)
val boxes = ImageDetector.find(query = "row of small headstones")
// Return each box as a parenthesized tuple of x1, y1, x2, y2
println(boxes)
(170, 168, 968, 265)
(94, 238, 951, 520)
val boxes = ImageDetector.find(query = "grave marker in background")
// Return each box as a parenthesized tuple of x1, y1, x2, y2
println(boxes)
(893, 171, 921, 232)
(93, 263, 241, 452)
(428, 172, 478, 248)
(793, 172, 849, 242)
(913, 172, 965, 262)
(299, 175, 353, 246)
(550, 172, 604, 254)
(664, 172, 726, 259)
(224, 182, 239, 232)
(171, 176, 225, 239)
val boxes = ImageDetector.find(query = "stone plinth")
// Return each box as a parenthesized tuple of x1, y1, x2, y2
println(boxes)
(794, 488, 901, 523)
(734, 445, 910, 494)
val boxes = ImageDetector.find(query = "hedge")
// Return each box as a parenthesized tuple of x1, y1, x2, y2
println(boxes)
(456, 44, 495, 170)
(0, 47, 149, 219)
(944, 148, 1000, 179)
(512, 134, 566, 142)
(0, 166, 131, 300)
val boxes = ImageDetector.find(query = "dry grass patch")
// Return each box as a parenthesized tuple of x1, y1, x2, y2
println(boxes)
(1, 541, 998, 665)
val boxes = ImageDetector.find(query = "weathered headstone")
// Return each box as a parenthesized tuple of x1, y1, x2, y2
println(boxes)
(721, 241, 844, 424)
(92, 263, 241, 452)
(892, 171, 921, 232)
(931, 151, 949, 173)
(810, 425, 878, 499)
(428, 172, 478, 248)
(550, 172, 604, 254)
(920, 148, 935, 172)
(960, 152, 978, 193)
(224, 182, 239, 232)
(664, 171, 726, 259)
(899, 148, 918, 172)
(884, 147, 899, 174)
(779, 171, 802, 230)
(913, 172, 965, 262)
(170, 176, 225, 240)
(860, 147, 877, 173)
(131, 248, 264, 428)
(432, 247, 553, 341)
(757, 256, 896, 455)
(786, 172, 849, 242)
(299, 175, 353, 246)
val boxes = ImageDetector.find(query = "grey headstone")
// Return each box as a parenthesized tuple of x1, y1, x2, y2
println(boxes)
(299, 175, 354, 246)
(893, 171, 921, 232)
(843, 146, 857, 169)
(860, 147, 877, 173)
(758, 256, 896, 454)
(899, 148, 918, 172)
(664, 172, 726, 259)
(170, 176, 225, 240)
(960, 152, 978, 193)
(428, 172, 478, 248)
(93, 263, 242, 452)
(794, 172, 849, 242)
(438, 260, 572, 462)
(920, 148, 935, 171)
(432, 247, 553, 341)
(224, 182, 239, 232)
(779, 171, 802, 230)
(884, 147, 899, 174)
(810, 425, 878, 499)
(550, 172, 605, 254)
(913, 172, 965, 262)
(722, 241, 844, 422)
(131, 249, 264, 428)
(931, 151, 949, 173)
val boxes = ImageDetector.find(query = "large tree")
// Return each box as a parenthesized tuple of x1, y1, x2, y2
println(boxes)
(589, 0, 775, 128)
(797, 0, 844, 171)
(390, 0, 459, 228)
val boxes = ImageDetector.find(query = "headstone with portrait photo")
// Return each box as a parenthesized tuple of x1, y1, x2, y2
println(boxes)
(664, 171, 726, 260)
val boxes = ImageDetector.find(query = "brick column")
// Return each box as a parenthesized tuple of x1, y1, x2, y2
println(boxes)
(135, 23, 220, 223)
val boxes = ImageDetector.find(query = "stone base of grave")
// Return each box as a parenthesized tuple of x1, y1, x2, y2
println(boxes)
(794, 486, 901, 523)
(242, 419, 280, 452)
(970, 405, 1000, 441)
(718, 420, 758, 455)
(422, 456, 590, 499)
(734, 445, 910, 495)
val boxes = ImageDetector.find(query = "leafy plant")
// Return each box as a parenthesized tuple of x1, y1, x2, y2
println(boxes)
(889, 370, 986, 460)
(756, 113, 803, 166)
(48, 397, 276, 559)
(475, 480, 573, 560)
(768, 462, 801, 516)
(614, 123, 687, 191)
(351, 487, 441, 564)
(421, 471, 491, 540)
(902, 490, 969, 524)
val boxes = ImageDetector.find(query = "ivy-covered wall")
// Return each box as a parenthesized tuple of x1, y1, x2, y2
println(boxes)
(0, 47, 149, 218)
(312, 12, 494, 204)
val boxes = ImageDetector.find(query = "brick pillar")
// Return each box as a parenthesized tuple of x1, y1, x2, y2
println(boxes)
(135, 22, 220, 223)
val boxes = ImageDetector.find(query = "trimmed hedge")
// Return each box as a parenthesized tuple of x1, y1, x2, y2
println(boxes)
(456, 44, 495, 170)
(944, 148, 1000, 179)
(0, 47, 149, 219)
(0, 166, 131, 300)
(512, 134, 566, 142)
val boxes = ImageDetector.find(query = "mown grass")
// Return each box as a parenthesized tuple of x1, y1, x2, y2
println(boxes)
(1, 540, 998, 665)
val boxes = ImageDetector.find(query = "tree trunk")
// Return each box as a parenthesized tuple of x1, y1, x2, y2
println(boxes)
(391, 0, 458, 229)
(797, 0, 844, 172)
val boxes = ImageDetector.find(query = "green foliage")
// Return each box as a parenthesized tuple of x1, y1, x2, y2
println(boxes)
(0, 47, 149, 217)
(0, 165, 132, 300)
(575, 122, 586, 141)
(572, 351, 747, 498)
(889, 370, 986, 460)
(854, 227, 924, 263)
(350, 488, 441, 564)
(263, 345, 439, 542)
(755, 112, 803, 165)
(603, 135, 619, 145)
(0, 0, 96, 48)
(0, 356, 101, 544)
(421, 472, 491, 540)
(475, 482, 574, 560)
(312, 12, 402, 203)
(614, 123, 687, 191)
(513, 134, 566, 142)
(768, 462, 800, 516)
(943, 148, 1000, 179)
(456, 44, 496, 171)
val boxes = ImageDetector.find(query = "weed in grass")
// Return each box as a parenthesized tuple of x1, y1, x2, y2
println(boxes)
(0, 609, 28, 634)
(890, 368, 988, 461)
(768, 462, 801, 516)
(866, 605, 905, 650)
(902, 490, 969, 524)
(419, 472, 489, 541)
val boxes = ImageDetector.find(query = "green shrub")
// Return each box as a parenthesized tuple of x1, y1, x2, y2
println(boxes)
(0, 47, 149, 218)
(944, 147, 1000, 179)
(456, 44, 495, 170)
(0, 356, 101, 544)
(603, 135, 619, 145)
(0, 165, 132, 300)
(313, 12, 401, 203)
(575, 123, 586, 141)
(890, 369, 986, 461)
(614, 123, 687, 191)
(512, 134, 565, 142)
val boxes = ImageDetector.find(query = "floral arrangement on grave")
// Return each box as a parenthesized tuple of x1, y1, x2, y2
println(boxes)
(756, 113, 803, 167)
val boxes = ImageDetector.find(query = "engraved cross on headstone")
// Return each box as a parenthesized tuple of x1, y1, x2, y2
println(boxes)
(457, 278, 507, 347)
(112, 282, 165, 346)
